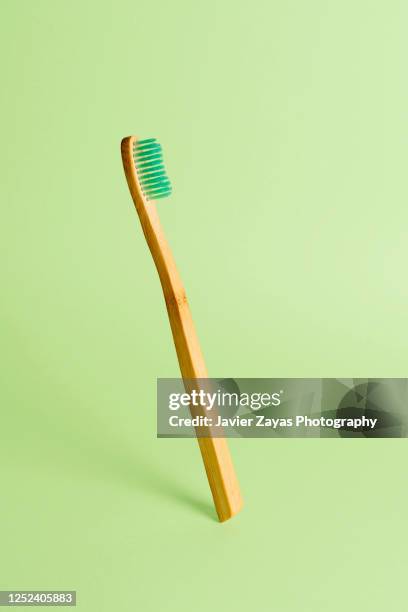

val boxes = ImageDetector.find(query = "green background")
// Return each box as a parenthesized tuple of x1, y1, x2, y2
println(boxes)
(1, 1, 407, 610)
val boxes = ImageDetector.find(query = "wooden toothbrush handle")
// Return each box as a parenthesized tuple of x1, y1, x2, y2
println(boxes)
(143, 205, 242, 522)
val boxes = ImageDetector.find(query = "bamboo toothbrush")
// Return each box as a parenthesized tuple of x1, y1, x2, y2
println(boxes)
(121, 136, 243, 522)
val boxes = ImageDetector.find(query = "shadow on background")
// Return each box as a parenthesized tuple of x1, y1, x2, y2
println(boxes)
(19, 397, 217, 522)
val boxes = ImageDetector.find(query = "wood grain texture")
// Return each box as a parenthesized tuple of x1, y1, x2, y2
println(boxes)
(121, 136, 243, 521)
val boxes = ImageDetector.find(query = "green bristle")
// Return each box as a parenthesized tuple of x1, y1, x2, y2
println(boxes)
(133, 138, 172, 200)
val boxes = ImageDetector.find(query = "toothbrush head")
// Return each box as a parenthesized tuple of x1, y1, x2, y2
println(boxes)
(132, 137, 172, 201)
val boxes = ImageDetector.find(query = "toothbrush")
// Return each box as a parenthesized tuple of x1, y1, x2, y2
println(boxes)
(121, 136, 243, 522)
